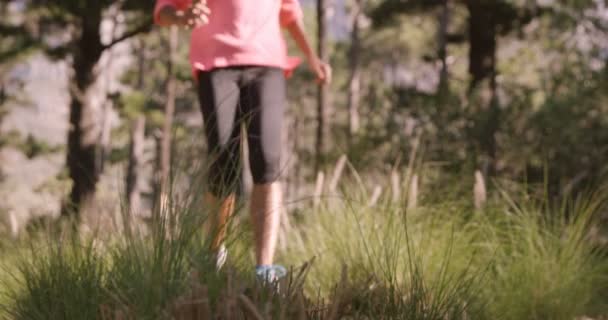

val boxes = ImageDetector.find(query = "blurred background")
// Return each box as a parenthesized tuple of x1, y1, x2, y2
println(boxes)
(0, 0, 607, 235)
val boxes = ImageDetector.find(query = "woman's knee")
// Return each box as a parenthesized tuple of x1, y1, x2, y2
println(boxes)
(207, 146, 241, 196)
(208, 161, 240, 196)
(250, 148, 281, 184)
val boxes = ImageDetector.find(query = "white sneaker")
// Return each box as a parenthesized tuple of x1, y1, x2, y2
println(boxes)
(215, 244, 227, 271)
(255, 265, 287, 283)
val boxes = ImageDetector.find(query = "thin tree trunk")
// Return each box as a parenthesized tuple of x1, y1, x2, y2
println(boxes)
(0, 83, 5, 113)
(437, 0, 450, 94)
(125, 38, 147, 218)
(153, 130, 162, 212)
(281, 112, 294, 202)
(98, 11, 121, 175)
(64, 12, 105, 218)
(347, 0, 362, 142)
(466, 0, 499, 175)
(316, 0, 332, 172)
(159, 26, 178, 207)
(291, 116, 301, 205)
(126, 116, 146, 216)
(466, 1, 497, 93)
(136, 38, 146, 89)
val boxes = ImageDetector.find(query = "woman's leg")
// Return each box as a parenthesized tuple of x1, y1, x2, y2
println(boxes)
(249, 182, 283, 266)
(204, 193, 235, 251)
(240, 68, 287, 267)
(197, 69, 241, 252)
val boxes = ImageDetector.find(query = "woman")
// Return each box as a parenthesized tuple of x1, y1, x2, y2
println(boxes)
(154, 0, 331, 281)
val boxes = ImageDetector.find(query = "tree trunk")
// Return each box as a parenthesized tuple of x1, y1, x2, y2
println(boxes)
(466, 0, 500, 174)
(316, 0, 332, 171)
(136, 38, 146, 89)
(291, 116, 302, 205)
(64, 13, 105, 218)
(0, 83, 5, 111)
(347, 0, 363, 142)
(159, 26, 178, 207)
(126, 38, 147, 217)
(126, 116, 146, 216)
(466, 1, 497, 93)
(437, 0, 450, 94)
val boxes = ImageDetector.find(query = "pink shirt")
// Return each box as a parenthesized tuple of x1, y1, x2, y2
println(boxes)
(154, 0, 303, 76)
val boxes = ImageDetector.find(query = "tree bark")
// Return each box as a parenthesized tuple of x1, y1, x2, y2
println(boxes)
(62, 6, 151, 219)
(126, 38, 147, 221)
(136, 38, 146, 89)
(466, 1, 497, 93)
(437, 0, 450, 94)
(0, 83, 5, 110)
(347, 0, 363, 142)
(126, 116, 146, 215)
(466, 0, 500, 174)
(316, 0, 332, 171)
(159, 26, 178, 207)
(64, 12, 105, 218)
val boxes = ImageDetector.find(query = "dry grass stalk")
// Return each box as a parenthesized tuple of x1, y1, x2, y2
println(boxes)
(368, 185, 382, 207)
(295, 291, 309, 320)
(224, 272, 234, 319)
(474, 170, 487, 209)
(100, 304, 133, 320)
(391, 169, 401, 203)
(238, 294, 265, 320)
(279, 189, 294, 249)
(404, 131, 422, 187)
(281, 206, 293, 232)
(329, 155, 348, 192)
(313, 172, 325, 208)
(407, 174, 419, 210)
(169, 270, 213, 320)
(9, 211, 19, 238)
(327, 265, 348, 320)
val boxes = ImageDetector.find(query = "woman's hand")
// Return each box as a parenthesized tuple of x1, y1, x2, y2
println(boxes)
(308, 56, 332, 85)
(177, 1, 210, 28)
(285, 19, 332, 86)
(159, 1, 210, 28)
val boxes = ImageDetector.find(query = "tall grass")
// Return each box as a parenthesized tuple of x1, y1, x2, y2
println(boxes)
(0, 176, 607, 319)
(0, 190, 324, 319)
(3, 235, 107, 319)
(478, 191, 608, 320)
(283, 186, 490, 319)
(282, 179, 608, 319)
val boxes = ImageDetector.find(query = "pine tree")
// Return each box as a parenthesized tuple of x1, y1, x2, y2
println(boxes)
(370, 0, 543, 174)
(1, 1, 154, 220)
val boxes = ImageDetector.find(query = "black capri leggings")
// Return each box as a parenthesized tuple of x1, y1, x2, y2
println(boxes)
(197, 66, 286, 196)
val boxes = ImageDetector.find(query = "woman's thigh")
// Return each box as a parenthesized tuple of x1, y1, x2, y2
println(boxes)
(240, 67, 287, 184)
(197, 68, 243, 195)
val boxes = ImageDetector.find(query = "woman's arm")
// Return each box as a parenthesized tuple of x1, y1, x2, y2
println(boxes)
(285, 19, 332, 85)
